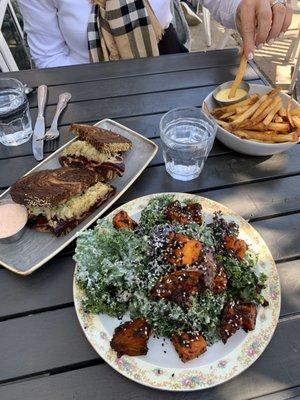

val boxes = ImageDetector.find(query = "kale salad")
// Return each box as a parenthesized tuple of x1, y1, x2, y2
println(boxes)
(75, 195, 268, 363)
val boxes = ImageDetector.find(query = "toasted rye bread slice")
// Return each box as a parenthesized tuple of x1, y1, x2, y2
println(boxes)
(10, 167, 103, 208)
(27, 184, 115, 237)
(70, 124, 132, 153)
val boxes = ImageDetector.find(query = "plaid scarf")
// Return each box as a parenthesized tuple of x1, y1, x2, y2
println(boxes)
(88, 0, 164, 62)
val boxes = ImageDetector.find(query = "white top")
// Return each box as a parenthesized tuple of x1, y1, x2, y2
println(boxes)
(18, 0, 242, 69)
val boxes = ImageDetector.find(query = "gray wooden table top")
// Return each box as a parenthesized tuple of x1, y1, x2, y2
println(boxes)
(0, 49, 299, 400)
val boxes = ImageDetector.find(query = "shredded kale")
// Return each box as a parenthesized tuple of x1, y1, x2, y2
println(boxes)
(138, 195, 174, 235)
(75, 219, 147, 316)
(217, 253, 267, 305)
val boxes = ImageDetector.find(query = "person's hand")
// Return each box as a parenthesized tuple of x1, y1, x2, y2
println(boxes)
(236, 0, 293, 60)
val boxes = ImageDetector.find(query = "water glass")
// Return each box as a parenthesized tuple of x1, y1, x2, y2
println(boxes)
(0, 78, 32, 146)
(160, 107, 217, 181)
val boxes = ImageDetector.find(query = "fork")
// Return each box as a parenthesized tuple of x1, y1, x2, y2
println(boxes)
(45, 92, 72, 141)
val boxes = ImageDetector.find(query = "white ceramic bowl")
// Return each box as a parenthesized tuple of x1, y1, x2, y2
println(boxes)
(203, 83, 300, 156)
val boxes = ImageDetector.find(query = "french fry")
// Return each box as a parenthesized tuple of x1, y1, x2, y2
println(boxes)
(234, 130, 274, 140)
(212, 94, 258, 115)
(251, 97, 281, 125)
(203, 101, 210, 116)
(231, 94, 268, 127)
(268, 122, 290, 132)
(234, 130, 298, 143)
(287, 98, 295, 128)
(236, 105, 251, 114)
(250, 98, 273, 121)
(279, 107, 287, 117)
(219, 111, 235, 120)
(274, 115, 283, 123)
(292, 116, 300, 129)
(228, 54, 248, 99)
(215, 119, 231, 129)
(267, 87, 281, 98)
(243, 122, 290, 132)
(263, 100, 282, 126)
(291, 107, 300, 116)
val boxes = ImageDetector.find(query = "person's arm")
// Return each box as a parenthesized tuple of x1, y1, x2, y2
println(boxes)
(18, 0, 85, 68)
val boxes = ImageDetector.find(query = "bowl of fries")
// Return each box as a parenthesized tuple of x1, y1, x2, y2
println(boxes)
(203, 84, 300, 156)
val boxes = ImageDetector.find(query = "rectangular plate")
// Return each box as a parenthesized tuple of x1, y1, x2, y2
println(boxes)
(0, 119, 158, 275)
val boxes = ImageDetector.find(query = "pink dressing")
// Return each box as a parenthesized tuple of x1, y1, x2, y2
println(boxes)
(0, 203, 28, 238)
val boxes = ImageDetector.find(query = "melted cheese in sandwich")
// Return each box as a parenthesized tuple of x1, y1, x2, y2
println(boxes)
(62, 140, 120, 163)
(28, 182, 111, 227)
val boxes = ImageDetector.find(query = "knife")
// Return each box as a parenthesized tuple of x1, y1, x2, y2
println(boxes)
(32, 85, 48, 161)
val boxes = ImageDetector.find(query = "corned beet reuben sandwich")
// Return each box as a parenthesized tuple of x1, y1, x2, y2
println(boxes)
(59, 124, 132, 180)
(10, 167, 115, 236)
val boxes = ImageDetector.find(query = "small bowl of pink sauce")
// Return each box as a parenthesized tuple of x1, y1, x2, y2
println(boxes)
(0, 200, 28, 244)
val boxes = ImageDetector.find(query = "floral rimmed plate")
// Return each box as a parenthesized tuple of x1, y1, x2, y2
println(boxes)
(73, 193, 280, 392)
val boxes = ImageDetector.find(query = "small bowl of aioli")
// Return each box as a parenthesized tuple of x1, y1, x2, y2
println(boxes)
(0, 200, 28, 244)
(213, 81, 250, 106)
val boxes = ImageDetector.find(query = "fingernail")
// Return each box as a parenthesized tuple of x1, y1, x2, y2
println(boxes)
(268, 39, 275, 46)
(248, 53, 254, 61)
(257, 43, 264, 50)
(279, 32, 284, 39)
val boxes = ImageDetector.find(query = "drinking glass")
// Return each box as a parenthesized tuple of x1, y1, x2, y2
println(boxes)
(0, 78, 32, 146)
(160, 107, 216, 181)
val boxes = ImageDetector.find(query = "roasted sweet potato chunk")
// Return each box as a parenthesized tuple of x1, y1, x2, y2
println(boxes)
(224, 235, 248, 260)
(110, 318, 151, 357)
(150, 269, 203, 304)
(220, 302, 243, 344)
(165, 201, 202, 225)
(238, 303, 257, 332)
(113, 211, 138, 230)
(213, 266, 228, 294)
(172, 332, 207, 363)
(165, 232, 203, 267)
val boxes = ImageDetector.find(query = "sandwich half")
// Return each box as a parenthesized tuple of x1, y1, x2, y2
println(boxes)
(10, 167, 115, 236)
(59, 124, 132, 180)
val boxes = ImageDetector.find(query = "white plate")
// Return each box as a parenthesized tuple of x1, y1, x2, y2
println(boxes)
(203, 83, 300, 156)
(73, 193, 281, 391)
(0, 119, 157, 275)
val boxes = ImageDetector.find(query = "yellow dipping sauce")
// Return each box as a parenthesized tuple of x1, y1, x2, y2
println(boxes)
(215, 88, 247, 102)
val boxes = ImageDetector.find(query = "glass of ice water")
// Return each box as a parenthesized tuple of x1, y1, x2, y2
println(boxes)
(0, 78, 32, 146)
(160, 107, 216, 181)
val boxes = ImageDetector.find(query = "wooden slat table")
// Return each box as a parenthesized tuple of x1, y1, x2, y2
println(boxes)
(0, 49, 299, 400)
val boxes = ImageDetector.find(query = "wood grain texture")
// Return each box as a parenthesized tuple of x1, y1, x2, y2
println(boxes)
(0, 317, 299, 399)
(253, 214, 300, 261)
(255, 387, 300, 400)
(0, 256, 75, 319)
(0, 307, 98, 383)
(4, 49, 242, 87)
(26, 79, 263, 128)
(26, 66, 259, 107)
